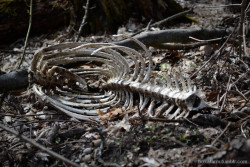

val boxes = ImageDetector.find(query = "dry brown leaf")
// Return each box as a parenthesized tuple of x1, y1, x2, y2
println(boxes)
(139, 157, 160, 167)
(200, 128, 219, 138)
(106, 114, 131, 136)
(100, 108, 123, 121)
(207, 92, 219, 101)
(97, 109, 105, 116)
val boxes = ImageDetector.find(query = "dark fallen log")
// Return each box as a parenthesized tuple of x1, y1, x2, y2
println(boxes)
(0, 28, 229, 93)
(115, 28, 228, 50)
(0, 69, 29, 93)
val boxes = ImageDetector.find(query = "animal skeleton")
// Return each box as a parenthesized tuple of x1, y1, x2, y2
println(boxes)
(30, 35, 211, 121)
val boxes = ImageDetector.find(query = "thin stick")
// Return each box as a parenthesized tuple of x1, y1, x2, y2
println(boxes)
(190, 31, 233, 78)
(131, 9, 192, 37)
(220, 75, 232, 112)
(145, 19, 153, 31)
(242, 5, 249, 57)
(133, 116, 185, 124)
(241, 121, 247, 138)
(0, 113, 62, 117)
(204, 4, 241, 8)
(151, 9, 192, 27)
(154, 38, 222, 50)
(211, 122, 231, 146)
(76, 0, 90, 42)
(189, 36, 224, 42)
(18, 0, 33, 69)
(183, 118, 199, 127)
(0, 49, 34, 54)
(0, 123, 80, 167)
(238, 0, 248, 58)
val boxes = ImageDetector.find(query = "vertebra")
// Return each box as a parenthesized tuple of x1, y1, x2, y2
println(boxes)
(31, 35, 211, 121)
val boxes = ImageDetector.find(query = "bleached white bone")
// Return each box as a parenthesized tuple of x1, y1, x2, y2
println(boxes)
(148, 100, 156, 117)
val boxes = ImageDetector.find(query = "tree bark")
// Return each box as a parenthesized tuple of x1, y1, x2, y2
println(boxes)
(0, 69, 29, 92)
(0, 0, 68, 45)
(115, 28, 228, 50)
(0, 0, 188, 45)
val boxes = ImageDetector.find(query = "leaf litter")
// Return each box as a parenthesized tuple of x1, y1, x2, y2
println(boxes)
(0, 0, 249, 166)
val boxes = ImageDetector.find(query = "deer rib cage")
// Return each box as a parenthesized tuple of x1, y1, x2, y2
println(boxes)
(30, 35, 210, 121)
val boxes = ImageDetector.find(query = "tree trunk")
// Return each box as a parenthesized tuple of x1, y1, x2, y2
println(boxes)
(0, 0, 189, 45)
(0, 0, 69, 45)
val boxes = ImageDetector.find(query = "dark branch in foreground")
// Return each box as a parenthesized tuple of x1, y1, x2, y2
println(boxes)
(0, 123, 80, 167)
(115, 28, 228, 50)
(0, 69, 29, 93)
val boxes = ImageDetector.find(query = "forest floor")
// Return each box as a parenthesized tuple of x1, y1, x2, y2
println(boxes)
(0, 0, 249, 167)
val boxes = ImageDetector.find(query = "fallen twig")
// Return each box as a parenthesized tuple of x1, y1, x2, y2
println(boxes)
(0, 123, 80, 167)
(211, 122, 231, 146)
(131, 116, 185, 124)
(0, 49, 34, 54)
(131, 9, 192, 37)
(220, 75, 232, 112)
(153, 38, 223, 50)
(191, 30, 233, 78)
(238, 0, 248, 58)
(0, 113, 62, 117)
(240, 121, 248, 138)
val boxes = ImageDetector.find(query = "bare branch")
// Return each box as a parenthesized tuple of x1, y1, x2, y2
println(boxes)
(115, 28, 227, 50)
(131, 9, 193, 37)
(153, 37, 224, 50)
(0, 123, 80, 167)
(18, 0, 33, 69)
(76, 0, 90, 42)
(238, 0, 248, 58)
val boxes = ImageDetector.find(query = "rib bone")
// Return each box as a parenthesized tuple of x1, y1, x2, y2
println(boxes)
(31, 35, 212, 121)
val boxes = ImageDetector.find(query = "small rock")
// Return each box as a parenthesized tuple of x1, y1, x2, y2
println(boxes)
(25, 143, 32, 149)
(4, 116, 12, 123)
(83, 148, 92, 154)
(75, 159, 80, 163)
(80, 162, 88, 167)
(36, 111, 50, 120)
(82, 154, 92, 163)
(92, 139, 102, 147)
(201, 128, 219, 138)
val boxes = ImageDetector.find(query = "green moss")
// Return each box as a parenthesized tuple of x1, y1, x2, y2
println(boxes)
(0, 0, 16, 16)
(185, 15, 199, 23)
(0, 0, 27, 17)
